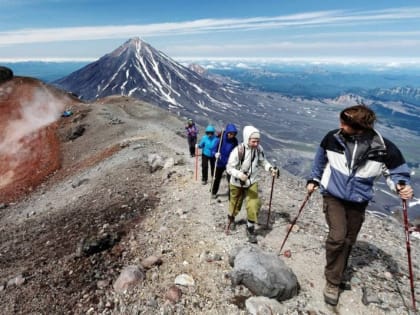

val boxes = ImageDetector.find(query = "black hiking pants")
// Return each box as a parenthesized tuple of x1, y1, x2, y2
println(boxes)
(211, 167, 231, 195)
(188, 136, 197, 156)
(201, 154, 215, 182)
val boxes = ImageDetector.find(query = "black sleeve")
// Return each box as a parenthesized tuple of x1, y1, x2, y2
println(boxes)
(383, 137, 406, 170)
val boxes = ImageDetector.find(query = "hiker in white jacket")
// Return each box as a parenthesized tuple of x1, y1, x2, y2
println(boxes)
(226, 125, 279, 243)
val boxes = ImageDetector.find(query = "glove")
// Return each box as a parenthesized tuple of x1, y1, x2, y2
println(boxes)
(270, 166, 280, 177)
(215, 152, 221, 159)
(306, 180, 319, 194)
(238, 172, 248, 182)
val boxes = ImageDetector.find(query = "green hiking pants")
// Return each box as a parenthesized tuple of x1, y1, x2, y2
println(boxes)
(229, 182, 261, 222)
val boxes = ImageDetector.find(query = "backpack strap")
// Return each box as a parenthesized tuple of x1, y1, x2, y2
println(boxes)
(238, 143, 262, 166)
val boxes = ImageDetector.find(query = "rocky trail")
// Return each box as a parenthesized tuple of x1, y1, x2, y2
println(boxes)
(0, 94, 419, 314)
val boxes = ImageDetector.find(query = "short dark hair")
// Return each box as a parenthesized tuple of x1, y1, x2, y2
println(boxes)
(340, 105, 376, 130)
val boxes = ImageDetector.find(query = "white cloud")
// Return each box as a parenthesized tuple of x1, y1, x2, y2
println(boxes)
(2, 6, 420, 63)
(1, 7, 420, 46)
(175, 56, 420, 67)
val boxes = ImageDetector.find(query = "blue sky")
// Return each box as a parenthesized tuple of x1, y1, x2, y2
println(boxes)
(1, 0, 420, 65)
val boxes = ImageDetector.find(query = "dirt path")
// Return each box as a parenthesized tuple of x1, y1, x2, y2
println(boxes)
(115, 137, 419, 315)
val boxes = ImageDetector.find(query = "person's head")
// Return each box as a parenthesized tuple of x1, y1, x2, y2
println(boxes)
(225, 123, 238, 139)
(187, 118, 193, 126)
(205, 125, 216, 136)
(339, 105, 376, 135)
(227, 132, 237, 139)
(243, 125, 260, 149)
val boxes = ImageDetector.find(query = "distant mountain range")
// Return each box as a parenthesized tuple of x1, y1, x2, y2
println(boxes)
(201, 66, 420, 136)
(3, 37, 420, 217)
(54, 38, 240, 120)
(52, 37, 420, 169)
(54, 38, 313, 142)
(208, 65, 420, 101)
(368, 86, 420, 106)
(51, 39, 420, 218)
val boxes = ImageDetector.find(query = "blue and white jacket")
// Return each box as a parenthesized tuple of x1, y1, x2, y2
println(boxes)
(309, 128, 411, 203)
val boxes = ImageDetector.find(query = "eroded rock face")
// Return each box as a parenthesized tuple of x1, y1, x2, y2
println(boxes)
(0, 76, 77, 202)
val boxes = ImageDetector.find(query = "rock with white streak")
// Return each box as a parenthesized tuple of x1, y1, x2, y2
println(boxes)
(174, 274, 195, 286)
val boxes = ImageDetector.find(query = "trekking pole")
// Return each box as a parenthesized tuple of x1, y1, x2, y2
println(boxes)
(398, 180, 416, 312)
(279, 192, 312, 254)
(195, 146, 198, 181)
(210, 129, 224, 202)
(266, 171, 277, 227)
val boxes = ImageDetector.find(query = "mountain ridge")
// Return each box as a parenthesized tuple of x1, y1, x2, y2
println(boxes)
(51, 39, 420, 221)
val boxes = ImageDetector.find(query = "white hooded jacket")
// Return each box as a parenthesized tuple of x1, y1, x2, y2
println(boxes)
(226, 126, 273, 188)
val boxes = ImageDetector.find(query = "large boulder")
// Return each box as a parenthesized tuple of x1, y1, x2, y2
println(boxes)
(229, 245, 299, 301)
(0, 66, 13, 83)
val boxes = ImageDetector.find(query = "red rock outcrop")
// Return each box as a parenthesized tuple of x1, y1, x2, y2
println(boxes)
(0, 76, 78, 203)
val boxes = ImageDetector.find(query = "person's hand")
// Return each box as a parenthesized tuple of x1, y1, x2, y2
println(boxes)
(306, 180, 319, 194)
(238, 172, 248, 182)
(397, 183, 413, 200)
(215, 152, 221, 159)
(270, 167, 280, 177)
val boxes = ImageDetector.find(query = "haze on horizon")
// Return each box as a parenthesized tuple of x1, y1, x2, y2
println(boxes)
(1, 0, 420, 66)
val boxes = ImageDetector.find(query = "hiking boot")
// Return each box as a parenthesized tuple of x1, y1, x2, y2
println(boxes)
(323, 281, 339, 306)
(201, 180, 207, 185)
(246, 226, 258, 243)
(211, 194, 217, 199)
(339, 281, 351, 291)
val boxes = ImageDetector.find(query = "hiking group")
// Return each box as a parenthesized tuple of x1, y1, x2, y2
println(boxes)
(186, 120, 279, 244)
(185, 105, 416, 308)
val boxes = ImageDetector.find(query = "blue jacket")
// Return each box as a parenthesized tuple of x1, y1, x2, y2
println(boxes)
(198, 128, 218, 158)
(212, 123, 239, 168)
(309, 128, 411, 203)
